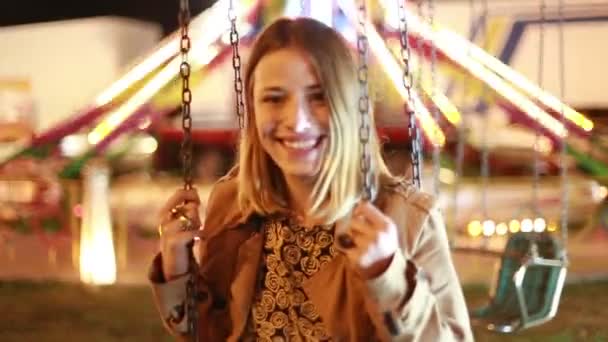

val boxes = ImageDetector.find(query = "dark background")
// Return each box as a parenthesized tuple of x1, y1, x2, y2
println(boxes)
(0, 0, 216, 34)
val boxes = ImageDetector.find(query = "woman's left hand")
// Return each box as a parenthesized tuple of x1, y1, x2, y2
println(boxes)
(337, 201, 400, 279)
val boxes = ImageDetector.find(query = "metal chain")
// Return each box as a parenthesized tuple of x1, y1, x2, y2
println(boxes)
(414, 0, 425, 179)
(479, 0, 490, 222)
(428, 0, 440, 198)
(229, 0, 246, 130)
(357, 0, 372, 200)
(533, 0, 546, 218)
(179, 0, 193, 190)
(300, 0, 306, 15)
(413, 0, 424, 93)
(451, 0, 474, 243)
(558, 0, 569, 258)
(398, 0, 423, 189)
(178, 1, 199, 341)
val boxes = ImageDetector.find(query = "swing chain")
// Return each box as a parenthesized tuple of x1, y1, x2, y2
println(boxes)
(413, 0, 424, 90)
(229, 0, 246, 130)
(398, 0, 422, 188)
(479, 0, 490, 221)
(532, 0, 546, 218)
(428, 0, 441, 197)
(179, 0, 193, 190)
(357, 0, 372, 200)
(179, 1, 199, 340)
(557, 0, 569, 257)
(451, 0, 475, 240)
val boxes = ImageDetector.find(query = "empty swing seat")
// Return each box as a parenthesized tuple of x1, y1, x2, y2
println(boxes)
(471, 232, 567, 333)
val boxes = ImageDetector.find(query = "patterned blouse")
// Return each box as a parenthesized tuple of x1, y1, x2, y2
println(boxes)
(246, 216, 336, 341)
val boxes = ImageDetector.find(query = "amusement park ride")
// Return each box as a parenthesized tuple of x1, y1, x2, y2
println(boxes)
(0, 0, 606, 335)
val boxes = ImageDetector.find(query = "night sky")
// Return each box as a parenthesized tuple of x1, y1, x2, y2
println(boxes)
(0, 0, 215, 34)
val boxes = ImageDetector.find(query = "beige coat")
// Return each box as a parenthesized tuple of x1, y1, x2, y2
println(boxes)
(149, 171, 474, 341)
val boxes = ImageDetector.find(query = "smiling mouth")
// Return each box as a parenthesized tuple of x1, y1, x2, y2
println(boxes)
(276, 136, 325, 150)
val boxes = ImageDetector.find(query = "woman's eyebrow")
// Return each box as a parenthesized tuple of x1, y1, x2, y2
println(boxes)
(261, 86, 285, 92)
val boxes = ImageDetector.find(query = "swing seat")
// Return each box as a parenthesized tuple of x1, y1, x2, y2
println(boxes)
(471, 232, 567, 333)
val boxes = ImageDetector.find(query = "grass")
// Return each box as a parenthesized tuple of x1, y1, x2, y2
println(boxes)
(0, 280, 607, 341)
(0, 281, 171, 342)
(467, 281, 608, 342)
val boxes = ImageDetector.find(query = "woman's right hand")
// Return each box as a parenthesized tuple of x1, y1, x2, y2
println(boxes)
(158, 188, 203, 281)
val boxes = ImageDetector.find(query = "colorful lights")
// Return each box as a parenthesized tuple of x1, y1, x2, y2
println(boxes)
(467, 220, 483, 237)
(337, 0, 446, 147)
(509, 219, 521, 233)
(440, 29, 593, 132)
(496, 222, 508, 235)
(366, 24, 445, 146)
(88, 0, 257, 146)
(465, 217, 555, 237)
(92, 0, 227, 106)
(482, 220, 496, 237)
(376, 0, 586, 139)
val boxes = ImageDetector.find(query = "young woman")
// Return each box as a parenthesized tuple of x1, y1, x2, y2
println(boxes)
(150, 17, 473, 341)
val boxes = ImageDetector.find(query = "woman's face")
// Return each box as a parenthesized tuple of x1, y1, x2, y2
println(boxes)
(252, 47, 330, 180)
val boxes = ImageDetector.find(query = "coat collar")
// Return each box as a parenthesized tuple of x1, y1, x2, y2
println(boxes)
(204, 166, 414, 239)
(202, 169, 421, 341)
(226, 229, 264, 341)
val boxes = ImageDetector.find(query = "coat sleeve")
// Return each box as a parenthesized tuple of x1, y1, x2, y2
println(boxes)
(149, 252, 206, 340)
(365, 189, 474, 341)
(148, 174, 236, 340)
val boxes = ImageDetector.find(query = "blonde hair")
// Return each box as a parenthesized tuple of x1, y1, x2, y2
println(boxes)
(237, 17, 395, 224)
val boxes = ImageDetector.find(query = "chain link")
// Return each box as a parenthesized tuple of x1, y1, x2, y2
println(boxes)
(557, 0, 569, 259)
(413, 0, 425, 178)
(451, 0, 474, 243)
(413, 1, 424, 92)
(180, 0, 193, 190)
(178, 1, 199, 340)
(357, 0, 372, 200)
(428, 0, 441, 198)
(532, 0, 546, 218)
(479, 0, 490, 222)
(229, 0, 246, 130)
(397, 0, 422, 189)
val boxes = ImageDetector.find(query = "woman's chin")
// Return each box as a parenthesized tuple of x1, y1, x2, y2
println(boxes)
(280, 164, 321, 180)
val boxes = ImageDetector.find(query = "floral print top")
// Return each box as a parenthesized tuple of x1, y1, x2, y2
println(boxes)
(246, 216, 336, 341)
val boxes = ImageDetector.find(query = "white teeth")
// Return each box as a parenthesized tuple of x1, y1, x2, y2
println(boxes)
(282, 139, 317, 149)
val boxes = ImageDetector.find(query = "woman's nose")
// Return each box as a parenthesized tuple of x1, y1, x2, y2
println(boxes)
(285, 96, 313, 132)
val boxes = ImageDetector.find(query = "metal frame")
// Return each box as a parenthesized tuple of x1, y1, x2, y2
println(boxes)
(486, 246, 567, 333)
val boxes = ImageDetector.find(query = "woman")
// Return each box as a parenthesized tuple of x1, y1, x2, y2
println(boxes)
(150, 17, 473, 341)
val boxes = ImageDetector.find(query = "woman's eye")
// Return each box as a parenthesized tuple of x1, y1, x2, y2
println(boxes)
(262, 95, 283, 104)
(309, 91, 326, 103)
